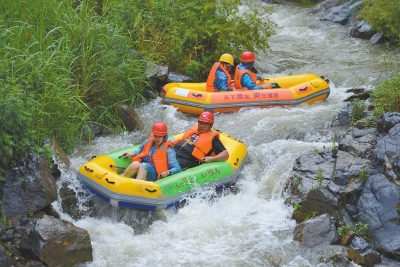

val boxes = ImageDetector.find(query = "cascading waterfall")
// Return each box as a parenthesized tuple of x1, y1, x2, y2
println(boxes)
(56, 2, 396, 267)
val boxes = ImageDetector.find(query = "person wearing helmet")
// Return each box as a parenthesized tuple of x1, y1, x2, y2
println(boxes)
(121, 122, 181, 181)
(234, 51, 276, 90)
(206, 53, 235, 92)
(170, 111, 229, 169)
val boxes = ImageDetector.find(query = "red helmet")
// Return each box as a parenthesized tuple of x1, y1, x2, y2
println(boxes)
(198, 111, 214, 124)
(240, 51, 256, 63)
(151, 122, 168, 136)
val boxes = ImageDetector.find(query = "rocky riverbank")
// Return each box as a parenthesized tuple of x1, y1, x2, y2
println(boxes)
(284, 108, 400, 266)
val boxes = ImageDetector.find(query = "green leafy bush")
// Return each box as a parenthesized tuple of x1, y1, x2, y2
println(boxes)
(371, 73, 400, 116)
(359, 168, 368, 183)
(0, 90, 36, 174)
(110, 0, 277, 80)
(361, 0, 400, 45)
(337, 221, 370, 240)
(351, 99, 367, 122)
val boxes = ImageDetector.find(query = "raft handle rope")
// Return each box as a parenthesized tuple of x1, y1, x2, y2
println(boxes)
(299, 86, 308, 91)
(234, 158, 239, 166)
(84, 166, 93, 172)
(105, 178, 115, 184)
(192, 93, 203, 97)
(145, 188, 157, 193)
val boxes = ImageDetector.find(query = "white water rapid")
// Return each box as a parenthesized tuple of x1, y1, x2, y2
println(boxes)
(56, 2, 398, 267)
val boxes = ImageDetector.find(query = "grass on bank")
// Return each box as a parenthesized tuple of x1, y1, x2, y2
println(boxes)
(0, 0, 277, 176)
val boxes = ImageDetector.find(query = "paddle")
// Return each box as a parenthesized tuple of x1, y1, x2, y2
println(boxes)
(110, 164, 127, 169)
(118, 152, 135, 158)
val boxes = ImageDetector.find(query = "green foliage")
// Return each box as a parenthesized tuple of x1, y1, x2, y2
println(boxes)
(0, 201, 10, 231)
(337, 221, 370, 239)
(371, 73, 400, 116)
(292, 0, 325, 7)
(293, 203, 301, 214)
(0, 90, 37, 171)
(304, 211, 318, 221)
(361, 0, 400, 46)
(0, 0, 274, 168)
(110, 0, 277, 80)
(0, 0, 148, 162)
(351, 99, 367, 122)
(359, 168, 368, 183)
(337, 221, 353, 237)
(315, 166, 324, 188)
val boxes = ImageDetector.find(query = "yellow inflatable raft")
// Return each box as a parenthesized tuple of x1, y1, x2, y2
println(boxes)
(77, 131, 248, 211)
(161, 73, 330, 115)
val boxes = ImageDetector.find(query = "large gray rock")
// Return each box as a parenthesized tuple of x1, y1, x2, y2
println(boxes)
(372, 124, 400, 185)
(376, 113, 400, 134)
(0, 244, 17, 267)
(339, 128, 378, 159)
(348, 237, 381, 266)
(1, 154, 57, 223)
(13, 215, 92, 267)
(310, 0, 363, 26)
(357, 170, 400, 260)
(332, 150, 370, 185)
(293, 214, 341, 247)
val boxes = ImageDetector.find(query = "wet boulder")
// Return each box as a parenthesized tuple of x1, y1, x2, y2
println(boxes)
(310, 0, 363, 26)
(285, 151, 336, 203)
(1, 154, 57, 225)
(0, 244, 17, 267)
(348, 237, 381, 266)
(376, 112, 400, 134)
(166, 72, 194, 83)
(293, 214, 341, 246)
(350, 21, 375, 40)
(372, 123, 400, 184)
(338, 128, 378, 159)
(116, 103, 141, 132)
(13, 215, 92, 267)
(332, 150, 370, 186)
(357, 170, 400, 260)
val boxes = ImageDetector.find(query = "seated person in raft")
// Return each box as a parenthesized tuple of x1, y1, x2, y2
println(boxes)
(206, 53, 235, 92)
(170, 111, 229, 170)
(234, 51, 279, 90)
(121, 122, 181, 181)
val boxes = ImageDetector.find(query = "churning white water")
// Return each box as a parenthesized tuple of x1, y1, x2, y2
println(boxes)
(55, 2, 398, 267)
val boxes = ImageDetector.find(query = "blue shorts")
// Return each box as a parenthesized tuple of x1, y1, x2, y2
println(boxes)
(141, 163, 157, 181)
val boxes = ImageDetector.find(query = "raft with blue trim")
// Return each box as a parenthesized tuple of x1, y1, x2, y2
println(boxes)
(77, 131, 248, 211)
(160, 73, 330, 115)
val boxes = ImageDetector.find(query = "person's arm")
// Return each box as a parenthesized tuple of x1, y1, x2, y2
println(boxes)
(203, 149, 229, 163)
(202, 137, 229, 163)
(123, 143, 143, 157)
(242, 73, 272, 90)
(159, 148, 182, 178)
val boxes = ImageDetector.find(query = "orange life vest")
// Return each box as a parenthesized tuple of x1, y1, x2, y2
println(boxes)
(206, 62, 232, 92)
(234, 65, 258, 89)
(132, 137, 169, 176)
(172, 125, 220, 161)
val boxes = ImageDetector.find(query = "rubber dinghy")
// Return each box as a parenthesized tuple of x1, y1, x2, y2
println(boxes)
(77, 131, 248, 211)
(161, 73, 330, 115)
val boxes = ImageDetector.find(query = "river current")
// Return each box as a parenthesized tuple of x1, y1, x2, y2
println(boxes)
(56, 2, 398, 267)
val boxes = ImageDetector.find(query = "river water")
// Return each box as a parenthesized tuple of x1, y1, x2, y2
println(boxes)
(56, 2, 398, 267)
